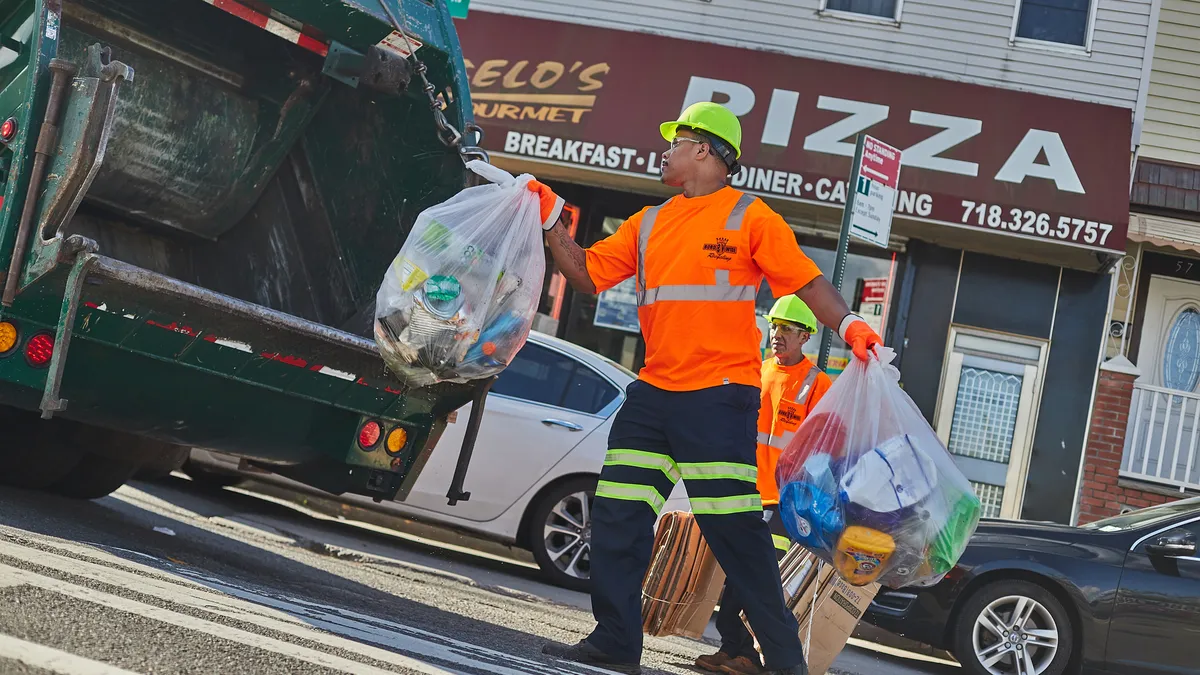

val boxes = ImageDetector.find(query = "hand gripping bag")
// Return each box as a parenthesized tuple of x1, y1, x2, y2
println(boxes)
(776, 347, 981, 589)
(374, 161, 546, 388)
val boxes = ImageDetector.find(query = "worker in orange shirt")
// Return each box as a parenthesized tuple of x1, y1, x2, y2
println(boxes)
(529, 102, 883, 675)
(697, 296, 832, 675)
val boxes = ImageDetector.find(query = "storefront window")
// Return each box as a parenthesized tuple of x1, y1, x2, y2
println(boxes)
(1163, 306, 1200, 392)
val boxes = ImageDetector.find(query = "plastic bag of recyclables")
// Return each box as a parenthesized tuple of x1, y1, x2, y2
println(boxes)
(776, 347, 982, 589)
(374, 161, 546, 388)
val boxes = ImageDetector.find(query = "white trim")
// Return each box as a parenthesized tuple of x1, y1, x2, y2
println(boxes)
(817, 0, 903, 25)
(1132, 0, 1166, 152)
(1008, 0, 1098, 55)
(934, 326, 1051, 519)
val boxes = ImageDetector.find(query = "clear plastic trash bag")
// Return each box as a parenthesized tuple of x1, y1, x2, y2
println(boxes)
(775, 347, 981, 589)
(374, 161, 546, 388)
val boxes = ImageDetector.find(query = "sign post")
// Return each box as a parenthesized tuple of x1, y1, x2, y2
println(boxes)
(817, 134, 902, 372)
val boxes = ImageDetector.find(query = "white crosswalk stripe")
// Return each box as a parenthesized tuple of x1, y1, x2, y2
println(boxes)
(0, 634, 141, 675)
(0, 531, 596, 675)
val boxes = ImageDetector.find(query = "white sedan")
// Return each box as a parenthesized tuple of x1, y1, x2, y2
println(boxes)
(187, 331, 689, 590)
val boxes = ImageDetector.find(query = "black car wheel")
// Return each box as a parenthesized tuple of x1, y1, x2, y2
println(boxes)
(528, 477, 595, 592)
(953, 580, 1073, 675)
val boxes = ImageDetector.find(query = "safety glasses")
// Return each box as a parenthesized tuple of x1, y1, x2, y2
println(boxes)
(667, 136, 706, 151)
(769, 321, 813, 336)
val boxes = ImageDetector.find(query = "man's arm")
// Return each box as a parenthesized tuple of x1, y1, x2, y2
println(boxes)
(796, 275, 881, 360)
(795, 275, 852, 331)
(545, 216, 597, 295)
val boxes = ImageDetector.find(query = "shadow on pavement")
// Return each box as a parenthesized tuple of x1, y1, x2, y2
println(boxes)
(0, 481, 677, 675)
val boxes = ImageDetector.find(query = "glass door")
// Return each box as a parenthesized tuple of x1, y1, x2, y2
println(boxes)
(934, 329, 1048, 519)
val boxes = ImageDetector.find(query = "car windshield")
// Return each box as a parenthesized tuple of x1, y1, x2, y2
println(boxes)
(1080, 496, 1200, 532)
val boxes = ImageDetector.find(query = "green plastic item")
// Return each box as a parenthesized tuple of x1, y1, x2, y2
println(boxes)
(929, 494, 982, 575)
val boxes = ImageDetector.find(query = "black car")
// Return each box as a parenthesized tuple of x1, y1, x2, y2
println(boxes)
(864, 497, 1200, 675)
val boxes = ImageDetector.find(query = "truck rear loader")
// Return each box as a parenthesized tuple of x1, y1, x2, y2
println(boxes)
(0, 0, 491, 502)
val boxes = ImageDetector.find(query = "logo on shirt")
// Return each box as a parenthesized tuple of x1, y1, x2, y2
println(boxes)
(778, 407, 803, 426)
(703, 237, 739, 261)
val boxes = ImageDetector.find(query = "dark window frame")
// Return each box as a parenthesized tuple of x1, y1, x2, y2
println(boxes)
(1012, 0, 1095, 50)
(819, 0, 902, 23)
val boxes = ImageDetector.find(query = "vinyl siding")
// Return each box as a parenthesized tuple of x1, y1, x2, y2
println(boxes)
(1140, 0, 1200, 165)
(468, 0, 1151, 110)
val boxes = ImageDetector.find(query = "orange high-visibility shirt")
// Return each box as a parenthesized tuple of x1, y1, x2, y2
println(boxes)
(757, 357, 832, 505)
(585, 187, 822, 392)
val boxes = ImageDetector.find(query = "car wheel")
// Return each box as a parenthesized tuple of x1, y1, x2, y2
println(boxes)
(528, 477, 596, 592)
(953, 579, 1074, 675)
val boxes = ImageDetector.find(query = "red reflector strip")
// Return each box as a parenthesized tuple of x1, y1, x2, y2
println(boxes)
(261, 352, 308, 368)
(146, 320, 199, 337)
(202, 0, 329, 57)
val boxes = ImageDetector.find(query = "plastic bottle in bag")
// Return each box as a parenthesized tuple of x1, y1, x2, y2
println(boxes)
(375, 161, 546, 387)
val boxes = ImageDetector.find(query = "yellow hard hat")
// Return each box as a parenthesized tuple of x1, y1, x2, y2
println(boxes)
(765, 296, 817, 333)
(660, 102, 743, 161)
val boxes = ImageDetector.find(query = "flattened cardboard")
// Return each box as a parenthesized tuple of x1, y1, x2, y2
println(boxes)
(640, 511, 727, 639)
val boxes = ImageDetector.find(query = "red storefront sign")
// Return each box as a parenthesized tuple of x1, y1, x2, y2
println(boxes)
(454, 12, 1132, 253)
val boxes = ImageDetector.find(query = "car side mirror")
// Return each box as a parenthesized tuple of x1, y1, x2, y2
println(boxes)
(1146, 530, 1198, 558)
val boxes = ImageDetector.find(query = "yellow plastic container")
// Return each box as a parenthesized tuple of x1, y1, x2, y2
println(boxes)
(834, 526, 896, 586)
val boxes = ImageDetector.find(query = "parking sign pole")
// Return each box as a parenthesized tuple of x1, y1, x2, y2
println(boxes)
(817, 134, 866, 373)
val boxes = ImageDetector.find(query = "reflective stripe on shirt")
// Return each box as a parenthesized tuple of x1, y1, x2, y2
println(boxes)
(637, 194, 757, 308)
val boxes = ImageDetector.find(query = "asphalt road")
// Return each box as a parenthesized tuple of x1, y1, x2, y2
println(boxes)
(0, 476, 961, 675)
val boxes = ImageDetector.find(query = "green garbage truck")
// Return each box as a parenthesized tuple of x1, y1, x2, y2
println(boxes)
(0, 0, 494, 502)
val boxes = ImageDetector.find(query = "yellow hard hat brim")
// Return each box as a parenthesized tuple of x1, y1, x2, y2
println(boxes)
(660, 120, 681, 143)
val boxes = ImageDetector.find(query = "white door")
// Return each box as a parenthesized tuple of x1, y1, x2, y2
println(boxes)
(396, 341, 619, 522)
(1126, 275, 1200, 486)
(935, 329, 1048, 520)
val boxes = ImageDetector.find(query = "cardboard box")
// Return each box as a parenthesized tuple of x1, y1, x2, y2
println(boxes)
(640, 511, 727, 639)
(746, 546, 879, 675)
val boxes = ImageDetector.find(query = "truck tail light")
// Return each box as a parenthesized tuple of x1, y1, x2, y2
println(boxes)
(386, 427, 408, 455)
(0, 321, 17, 355)
(357, 420, 382, 450)
(25, 332, 54, 367)
(0, 118, 16, 143)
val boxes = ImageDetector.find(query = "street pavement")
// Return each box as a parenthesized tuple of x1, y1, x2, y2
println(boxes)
(0, 476, 960, 675)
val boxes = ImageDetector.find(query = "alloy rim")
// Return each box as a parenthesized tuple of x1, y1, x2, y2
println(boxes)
(542, 490, 592, 580)
(972, 594, 1060, 675)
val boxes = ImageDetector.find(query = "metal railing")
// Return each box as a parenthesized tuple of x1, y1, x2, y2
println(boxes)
(1123, 383, 1200, 491)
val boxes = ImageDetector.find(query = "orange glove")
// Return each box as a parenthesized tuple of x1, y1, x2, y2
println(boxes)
(840, 315, 884, 361)
(527, 179, 565, 231)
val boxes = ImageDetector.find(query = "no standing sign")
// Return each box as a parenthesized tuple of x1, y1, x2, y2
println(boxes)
(849, 135, 903, 248)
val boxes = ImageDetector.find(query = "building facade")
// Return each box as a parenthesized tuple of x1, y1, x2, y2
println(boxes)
(454, 0, 1155, 523)
(1076, 0, 1200, 524)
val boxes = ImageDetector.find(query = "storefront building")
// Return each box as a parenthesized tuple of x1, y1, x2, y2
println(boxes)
(455, 1, 1153, 524)
(1076, 0, 1200, 524)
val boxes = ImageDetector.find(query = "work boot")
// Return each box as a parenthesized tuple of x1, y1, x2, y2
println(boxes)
(695, 650, 736, 672)
(541, 640, 642, 674)
(720, 655, 768, 674)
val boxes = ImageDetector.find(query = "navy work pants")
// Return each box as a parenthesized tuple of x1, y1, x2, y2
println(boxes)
(586, 380, 806, 670)
(715, 505, 793, 661)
